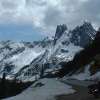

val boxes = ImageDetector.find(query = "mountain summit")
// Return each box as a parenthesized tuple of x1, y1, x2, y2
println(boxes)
(70, 21, 96, 47)
(54, 24, 67, 44)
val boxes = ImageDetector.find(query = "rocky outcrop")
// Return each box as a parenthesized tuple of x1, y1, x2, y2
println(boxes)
(54, 24, 67, 44)
(70, 21, 96, 47)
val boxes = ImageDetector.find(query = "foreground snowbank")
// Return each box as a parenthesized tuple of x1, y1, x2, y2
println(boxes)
(68, 65, 91, 81)
(5, 78, 75, 100)
(65, 64, 100, 81)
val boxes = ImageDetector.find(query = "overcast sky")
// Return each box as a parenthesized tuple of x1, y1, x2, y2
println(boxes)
(0, 0, 100, 41)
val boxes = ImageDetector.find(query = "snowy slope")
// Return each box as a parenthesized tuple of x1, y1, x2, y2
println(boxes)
(0, 41, 45, 79)
(15, 30, 82, 81)
(5, 48, 45, 74)
(5, 78, 75, 100)
(0, 22, 96, 81)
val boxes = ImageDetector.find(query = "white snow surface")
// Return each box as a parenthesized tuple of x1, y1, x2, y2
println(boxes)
(0, 31, 83, 81)
(5, 78, 75, 100)
(56, 43, 82, 61)
(6, 48, 44, 73)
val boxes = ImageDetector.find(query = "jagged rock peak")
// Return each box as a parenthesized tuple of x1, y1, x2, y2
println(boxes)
(82, 21, 95, 31)
(70, 21, 96, 47)
(73, 21, 95, 33)
(55, 24, 67, 40)
(80, 21, 96, 38)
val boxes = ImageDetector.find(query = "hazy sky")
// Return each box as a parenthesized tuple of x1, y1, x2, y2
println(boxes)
(0, 0, 100, 41)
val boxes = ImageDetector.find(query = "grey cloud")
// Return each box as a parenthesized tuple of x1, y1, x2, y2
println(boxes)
(0, 0, 100, 36)
(80, 0, 100, 25)
(1, 1, 18, 10)
(54, 0, 100, 29)
(25, 0, 46, 6)
(44, 6, 63, 27)
(34, 0, 100, 34)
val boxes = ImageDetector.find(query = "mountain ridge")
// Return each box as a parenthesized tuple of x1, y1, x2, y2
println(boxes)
(0, 21, 97, 81)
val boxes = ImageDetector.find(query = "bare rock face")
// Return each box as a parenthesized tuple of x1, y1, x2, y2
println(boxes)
(70, 21, 96, 47)
(54, 24, 67, 44)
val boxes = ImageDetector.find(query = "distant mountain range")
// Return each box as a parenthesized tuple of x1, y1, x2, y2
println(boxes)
(0, 21, 97, 81)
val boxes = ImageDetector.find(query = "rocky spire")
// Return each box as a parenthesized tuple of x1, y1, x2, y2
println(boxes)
(54, 24, 67, 44)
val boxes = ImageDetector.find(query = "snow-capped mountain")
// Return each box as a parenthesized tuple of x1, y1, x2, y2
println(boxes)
(0, 22, 96, 81)
(70, 21, 96, 47)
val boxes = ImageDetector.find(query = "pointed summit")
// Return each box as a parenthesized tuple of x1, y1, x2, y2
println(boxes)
(70, 21, 96, 47)
(55, 24, 67, 40)
(54, 24, 67, 44)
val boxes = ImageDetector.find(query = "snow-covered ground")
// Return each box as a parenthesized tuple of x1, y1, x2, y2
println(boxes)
(67, 65, 91, 81)
(5, 78, 75, 100)
(6, 48, 44, 73)
(64, 64, 100, 81)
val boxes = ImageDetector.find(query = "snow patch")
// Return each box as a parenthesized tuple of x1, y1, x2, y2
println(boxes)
(6, 48, 44, 73)
(5, 78, 75, 100)
(67, 65, 91, 80)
